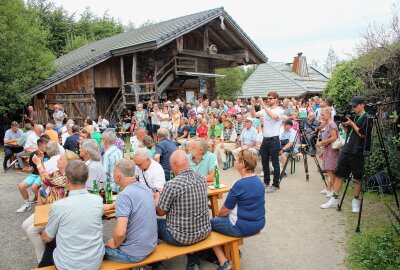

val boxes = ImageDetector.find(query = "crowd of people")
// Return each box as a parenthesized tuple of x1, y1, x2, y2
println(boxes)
(2, 92, 368, 270)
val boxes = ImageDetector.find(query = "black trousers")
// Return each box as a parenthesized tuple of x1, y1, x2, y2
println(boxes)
(3, 145, 23, 169)
(260, 136, 281, 187)
(38, 238, 56, 267)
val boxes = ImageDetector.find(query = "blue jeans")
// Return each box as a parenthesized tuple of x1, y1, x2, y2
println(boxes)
(211, 217, 243, 237)
(156, 219, 200, 266)
(104, 247, 147, 263)
(157, 219, 184, 246)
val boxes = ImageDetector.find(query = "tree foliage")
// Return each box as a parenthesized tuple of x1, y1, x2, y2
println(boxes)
(27, 0, 124, 56)
(323, 61, 365, 111)
(215, 66, 257, 100)
(0, 0, 55, 118)
(323, 47, 341, 75)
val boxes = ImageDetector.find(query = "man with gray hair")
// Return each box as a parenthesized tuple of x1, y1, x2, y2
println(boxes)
(154, 128, 177, 181)
(188, 138, 217, 183)
(133, 148, 166, 192)
(101, 131, 123, 190)
(40, 160, 104, 269)
(104, 159, 157, 264)
(45, 123, 59, 143)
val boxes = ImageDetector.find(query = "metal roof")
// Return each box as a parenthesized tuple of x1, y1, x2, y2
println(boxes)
(27, 7, 267, 95)
(239, 62, 329, 98)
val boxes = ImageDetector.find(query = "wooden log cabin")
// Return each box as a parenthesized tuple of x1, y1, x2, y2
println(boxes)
(26, 7, 267, 125)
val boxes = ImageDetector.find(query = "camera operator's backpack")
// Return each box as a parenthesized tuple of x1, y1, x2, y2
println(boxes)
(368, 172, 392, 195)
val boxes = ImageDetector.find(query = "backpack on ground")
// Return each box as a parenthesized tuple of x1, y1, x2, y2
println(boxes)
(368, 171, 392, 195)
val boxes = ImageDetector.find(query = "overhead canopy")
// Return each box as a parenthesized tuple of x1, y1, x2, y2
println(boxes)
(176, 71, 226, 78)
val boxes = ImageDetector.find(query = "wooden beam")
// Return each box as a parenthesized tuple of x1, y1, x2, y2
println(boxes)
(176, 36, 183, 53)
(180, 49, 239, 61)
(208, 26, 230, 48)
(223, 25, 244, 47)
(203, 26, 209, 52)
(132, 53, 137, 83)
(120, 56, 125, 86)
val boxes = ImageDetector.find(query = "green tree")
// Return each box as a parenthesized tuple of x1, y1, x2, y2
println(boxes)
(0, 0, 55, 118)
(323, 47, 340, 75)
(215, 68, 245, 100)
(323, 60, 365, 111)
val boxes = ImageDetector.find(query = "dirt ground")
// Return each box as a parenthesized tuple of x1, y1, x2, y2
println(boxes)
(0, 155, 348, 270)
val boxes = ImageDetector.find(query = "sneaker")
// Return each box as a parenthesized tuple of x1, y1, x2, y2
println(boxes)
(320, 197, 338, 209)
(186, 263, 200, 270)
(266, 186, 279, 193)
(352, 199, 360, 213)
(259, 171, 264, 177)
(217, 261, 232, 270)
(16, 203, 32, 213)
(326, 191, 333, 198)
(281, 171, 287, 178)
(320, 189, 329, 195)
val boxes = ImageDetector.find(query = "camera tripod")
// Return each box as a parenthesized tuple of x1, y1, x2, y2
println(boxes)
(337, 114, 399, 232)
(278, 126, 327, 187)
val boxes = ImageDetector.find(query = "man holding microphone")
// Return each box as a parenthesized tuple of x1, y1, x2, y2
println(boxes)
(250, 92, 284, 192)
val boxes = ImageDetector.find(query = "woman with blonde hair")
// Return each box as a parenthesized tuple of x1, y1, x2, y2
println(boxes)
(211, 150, 265, 269)
(317, 107, 340, 198)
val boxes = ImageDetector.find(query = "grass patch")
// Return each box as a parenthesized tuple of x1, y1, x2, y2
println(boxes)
(344, 185, 400, 270)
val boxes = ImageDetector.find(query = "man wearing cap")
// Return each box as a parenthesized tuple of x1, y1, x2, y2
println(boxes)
(232, 118, 258, 159)
(250, 92, 284, 192)
(321, 96, 368, 213)
(279, 119, 298, 178)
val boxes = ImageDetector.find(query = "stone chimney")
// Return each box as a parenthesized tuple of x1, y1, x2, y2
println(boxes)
(292, 52, 309, 77)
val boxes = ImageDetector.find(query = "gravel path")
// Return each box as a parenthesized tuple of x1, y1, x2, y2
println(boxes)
(0, 155, 347, 270)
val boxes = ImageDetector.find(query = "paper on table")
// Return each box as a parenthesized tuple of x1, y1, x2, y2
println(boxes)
(208, 184, 227, 190)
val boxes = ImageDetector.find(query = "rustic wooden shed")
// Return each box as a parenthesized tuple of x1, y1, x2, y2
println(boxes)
(27, 7, 267, 124)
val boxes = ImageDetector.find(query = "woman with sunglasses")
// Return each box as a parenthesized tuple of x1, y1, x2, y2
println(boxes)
(210, 150, 266, 270)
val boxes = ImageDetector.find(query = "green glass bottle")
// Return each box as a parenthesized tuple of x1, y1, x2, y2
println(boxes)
(170, 170, 174, 180)
(92, 179, 99, 195)
(130, 145, 134, 159)
(123, 146, 127, 159)
(118, 185, 123, 193)
(105, 178, 113, 204)
(214, 165, 220, 189)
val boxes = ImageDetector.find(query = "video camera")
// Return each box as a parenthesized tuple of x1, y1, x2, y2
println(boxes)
(298, 117, 308, 130)
(334, 110, 356, 123)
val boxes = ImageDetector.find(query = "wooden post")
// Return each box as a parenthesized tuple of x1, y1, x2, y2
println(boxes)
(203, 26, 209, 52)
(176, 36, 183, 53)
(120, 56, 125, 86)
(131, 53, 137, 83)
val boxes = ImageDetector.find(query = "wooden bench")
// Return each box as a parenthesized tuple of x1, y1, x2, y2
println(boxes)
(34, 231, 249, 270)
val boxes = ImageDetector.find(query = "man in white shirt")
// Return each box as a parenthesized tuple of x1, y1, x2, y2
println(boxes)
(279, 119, 298, 177)
(133, 148, 166, 192)
(16, 124, 44, 170)
(250, 92, 284, 192)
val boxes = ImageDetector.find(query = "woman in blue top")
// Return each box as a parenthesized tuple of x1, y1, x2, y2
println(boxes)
(211, 150, 266, 270)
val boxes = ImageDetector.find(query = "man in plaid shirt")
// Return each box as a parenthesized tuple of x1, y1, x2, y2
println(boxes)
(153, 150, 211, 270)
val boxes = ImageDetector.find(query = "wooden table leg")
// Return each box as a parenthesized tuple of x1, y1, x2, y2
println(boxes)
(231, 240, 241, 270)
(210, 195, 219, 217)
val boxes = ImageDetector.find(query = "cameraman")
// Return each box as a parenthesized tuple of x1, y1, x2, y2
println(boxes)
(320, 96, 367, 212)
(304, 112, 319, 155)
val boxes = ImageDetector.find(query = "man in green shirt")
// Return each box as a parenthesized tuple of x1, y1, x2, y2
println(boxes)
(188, 138, 217, 183)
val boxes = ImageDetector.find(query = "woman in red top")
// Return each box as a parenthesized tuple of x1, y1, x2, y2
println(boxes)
(196, 118, 208, 138)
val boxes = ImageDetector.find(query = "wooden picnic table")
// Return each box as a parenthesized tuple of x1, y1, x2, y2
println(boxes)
(34, 184, 230, 227)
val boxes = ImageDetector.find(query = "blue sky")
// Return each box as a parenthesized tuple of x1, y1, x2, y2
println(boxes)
(55, 0, 396, 67)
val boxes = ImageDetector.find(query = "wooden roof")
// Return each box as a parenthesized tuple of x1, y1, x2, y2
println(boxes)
(27, 7, 267, 95)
